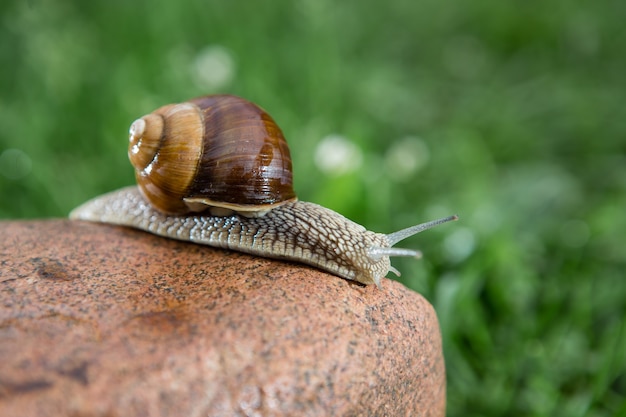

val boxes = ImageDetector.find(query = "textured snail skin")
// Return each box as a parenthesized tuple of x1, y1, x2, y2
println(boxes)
(70, 186, 394, 286)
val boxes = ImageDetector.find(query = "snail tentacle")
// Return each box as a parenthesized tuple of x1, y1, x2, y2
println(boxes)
(386, 215, 459, 246)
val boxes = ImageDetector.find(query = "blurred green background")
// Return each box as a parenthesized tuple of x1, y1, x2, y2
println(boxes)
(1, 0, 625, 415)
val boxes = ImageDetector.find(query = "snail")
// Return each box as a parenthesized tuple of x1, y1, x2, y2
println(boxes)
(70, 94, 458, 287)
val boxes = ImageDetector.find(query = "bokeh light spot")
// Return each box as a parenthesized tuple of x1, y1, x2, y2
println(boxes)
(314, 134, 363, 176)
(443, 227, 476, 263)
(385, 136, 430, 181)
(192, 45, 236, 90)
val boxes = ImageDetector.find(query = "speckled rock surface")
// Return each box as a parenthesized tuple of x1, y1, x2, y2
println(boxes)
(0, 220, 445, 417)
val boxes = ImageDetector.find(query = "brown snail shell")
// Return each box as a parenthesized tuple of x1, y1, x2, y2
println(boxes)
(128, 94, 296, 216)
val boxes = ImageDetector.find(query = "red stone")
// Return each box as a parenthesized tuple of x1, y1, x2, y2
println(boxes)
(0, 220, 445, 416)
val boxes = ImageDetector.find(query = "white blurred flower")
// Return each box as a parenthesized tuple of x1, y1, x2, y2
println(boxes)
(314, 134, 363, 176)
(191, 45, 235, 90)
(384, 136, 430, 181)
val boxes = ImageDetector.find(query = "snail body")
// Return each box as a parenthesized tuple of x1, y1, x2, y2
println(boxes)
(70, 94, 457, 287)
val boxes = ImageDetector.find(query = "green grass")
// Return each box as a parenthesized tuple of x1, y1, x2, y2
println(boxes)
(1, 0, 625, 415)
